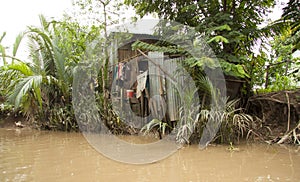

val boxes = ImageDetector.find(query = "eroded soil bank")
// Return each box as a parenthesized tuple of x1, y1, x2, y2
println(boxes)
(247, 89, 300, 144)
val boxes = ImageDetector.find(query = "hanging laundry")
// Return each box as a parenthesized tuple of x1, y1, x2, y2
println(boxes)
(124, 63, 131, 81)
(114, 64, 118, 80)
(136, 70, 148, 98)
(118, 62, 124, 80)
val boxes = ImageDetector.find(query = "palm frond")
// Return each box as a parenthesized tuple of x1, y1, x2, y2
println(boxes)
(196, 74, 213, 95)
(8, 75, 43, 108)
(0, 32, 6, 43)
(8, 61, 33, 76)
(260, 19, 290, 37)
(27, 38, 44, 73)
(141, 119, 170, 135)
(38, 14, 50, 31)
(12, 32, 25, 57)
(52, 38, 66, 81)
(27, 27, 53, 62)
(0, 44, 7, 65)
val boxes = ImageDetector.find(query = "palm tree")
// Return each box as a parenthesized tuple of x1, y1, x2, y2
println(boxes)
(1, 14, 101, 130)
(0, 30, 27, 115)
(1, 15, 75, 127)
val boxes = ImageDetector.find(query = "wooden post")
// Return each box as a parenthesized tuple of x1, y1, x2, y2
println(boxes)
(141, 91, 144, 116)
(285, 92, 290, 133)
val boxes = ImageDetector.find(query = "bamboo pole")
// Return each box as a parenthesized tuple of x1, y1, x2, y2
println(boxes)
(136, 49, 176, 83)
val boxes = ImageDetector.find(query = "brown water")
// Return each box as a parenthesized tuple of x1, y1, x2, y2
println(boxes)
(1, 128, 300, 182)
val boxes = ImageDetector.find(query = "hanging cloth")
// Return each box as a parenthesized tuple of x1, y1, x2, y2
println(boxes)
(136, 70, 148, 98)
(118, 62, 124, 80)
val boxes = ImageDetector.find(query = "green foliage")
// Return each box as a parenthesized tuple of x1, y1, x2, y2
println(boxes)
(0, 15, 100, 131)
(257, 74, 297, 93)
(12, 33, 24, 59)
(126, 0, 275, 65)
(72, 0, 130, 26)
(8, 75, 43, 109)
(127, 0, 300, 96)
(176, 86, 201, 144)
(72, 0, 130, 128)
(7, 61, 33, 76)
(207, 35, 229, 44)
(125, 0, 279, 100)
(141, 119, 170, 136)
(132, 40, 186, 54)
(46, 105, 77, 131)
(252, 26, 300, 93)
(185, 56, 249, 78)
(282, 0, 300, 52)
(0, 31, 25, 66)
(0, 32, 6, 43)
(0, 32, 7, 65)
(219, 61, 249, 78)
(132, 40, 249, 78)
(169, 75, 256, 144)
(263, 0, 300, 89)
(193, 96, 256, 144)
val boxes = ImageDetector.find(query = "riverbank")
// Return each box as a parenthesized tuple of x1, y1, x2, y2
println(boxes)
(1, 113, 299, 146)
(0, 114, 28, 129)
(247, 89, 300, 145)
(1, 89, 300, 145)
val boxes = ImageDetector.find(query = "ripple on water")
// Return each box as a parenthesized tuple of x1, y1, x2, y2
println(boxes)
(0, 128, 300, 182)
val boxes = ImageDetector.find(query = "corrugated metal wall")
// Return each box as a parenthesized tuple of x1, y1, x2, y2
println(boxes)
(148, 52, 182, 121)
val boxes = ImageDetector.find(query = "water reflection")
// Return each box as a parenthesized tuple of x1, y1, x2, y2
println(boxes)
(1, 128, 300, 182)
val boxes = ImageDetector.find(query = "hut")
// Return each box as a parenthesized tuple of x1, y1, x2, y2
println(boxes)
(108, 31, 245, 128)
(109, 33, 184, 128)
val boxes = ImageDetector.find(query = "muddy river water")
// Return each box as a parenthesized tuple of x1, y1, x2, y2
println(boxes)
(1, 128, 300, 182)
